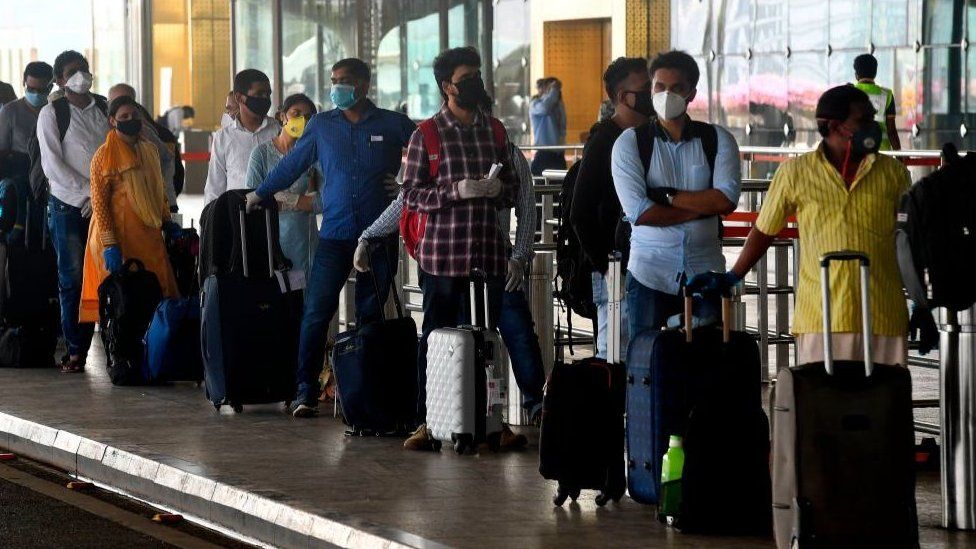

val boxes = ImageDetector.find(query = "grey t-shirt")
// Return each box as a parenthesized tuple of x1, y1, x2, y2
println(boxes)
(0, 98, 40, 155)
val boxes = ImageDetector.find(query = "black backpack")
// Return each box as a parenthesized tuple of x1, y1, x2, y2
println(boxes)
(554, 160, 597, 323)
(98, 259, 163, 385)
(897, 144, 976, 311)
(27, 94, 108, 203)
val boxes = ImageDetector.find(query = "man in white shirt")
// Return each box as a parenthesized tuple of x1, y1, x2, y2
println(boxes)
(203, 70, 279, 204)
(37, 50, 110, 372)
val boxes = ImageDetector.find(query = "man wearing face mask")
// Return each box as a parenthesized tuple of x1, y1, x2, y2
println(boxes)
(689, 85, 911, 365)
(203, 69, 280, 205)
(35, 50, 110, 372)
(529, 77, 567, 176)
(247, 58, 415, 418)
(1, 62, 54, 158)
(611, 50, 741, 342)
(569, 57, 651, 360)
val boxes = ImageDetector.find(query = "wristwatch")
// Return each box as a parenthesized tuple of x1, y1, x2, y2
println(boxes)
(665, 189, 677, 206)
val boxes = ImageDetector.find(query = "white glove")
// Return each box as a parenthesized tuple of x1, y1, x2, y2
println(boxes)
(480, 177, 502, 199)
(353, 240, 371, 272)
(505, 258, 524, 292)
(457, 179, 483, 200)
(245, 191, 265, 213)
(80, 198, 92, 218)
(383, 173, 399, 199)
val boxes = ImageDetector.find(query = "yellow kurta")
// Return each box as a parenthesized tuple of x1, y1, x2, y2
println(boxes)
(79, 135, 179, 323)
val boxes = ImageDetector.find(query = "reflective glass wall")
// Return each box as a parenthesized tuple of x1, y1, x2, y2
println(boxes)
(231, 0, 531, 143)
(672, 0, 976, 150)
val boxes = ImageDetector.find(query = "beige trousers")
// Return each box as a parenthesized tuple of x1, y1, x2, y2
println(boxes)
(795, 333, 908, 367)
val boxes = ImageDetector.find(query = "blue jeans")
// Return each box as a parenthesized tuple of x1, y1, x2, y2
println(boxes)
(295, 237, 398, 404)
(497, 288, 545, 415)
(592, 271, 629, 360)
(48, 196, 94, 358)
(416, 272, 504, 423)
(625, 273, 684, 347)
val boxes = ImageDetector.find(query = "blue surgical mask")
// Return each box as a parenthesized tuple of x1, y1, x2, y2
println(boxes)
(330, 84, 357, 110)
(25, 91, 48, 108)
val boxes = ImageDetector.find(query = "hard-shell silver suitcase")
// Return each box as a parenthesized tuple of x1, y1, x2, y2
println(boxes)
(425, 270, 505, 454)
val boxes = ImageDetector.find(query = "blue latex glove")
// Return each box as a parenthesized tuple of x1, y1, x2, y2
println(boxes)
(163, 221, 183, 241)
(103, 246, 123, 273)
(686, 270, 741, 296)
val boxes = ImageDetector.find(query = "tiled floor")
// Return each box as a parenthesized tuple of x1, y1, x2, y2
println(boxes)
(1, 338, 973, 548)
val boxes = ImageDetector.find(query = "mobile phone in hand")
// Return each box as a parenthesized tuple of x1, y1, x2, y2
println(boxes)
(486, 162, 503, 180)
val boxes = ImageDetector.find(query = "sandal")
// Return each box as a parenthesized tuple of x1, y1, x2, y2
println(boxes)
(60, 357, 85, 374)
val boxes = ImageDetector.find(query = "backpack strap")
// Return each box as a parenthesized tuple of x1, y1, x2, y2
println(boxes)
(488, 116, 507, 153)
(417, 119, 440, 179)
(634, 121, 654, 180)
(52, 97, 71, 142)
(690, 120, 718, 189)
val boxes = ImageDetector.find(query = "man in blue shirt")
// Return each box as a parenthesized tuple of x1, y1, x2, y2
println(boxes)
(611, 50, 741, 342)
(529, 77, 567, 176)
(247, 58, 415, 417)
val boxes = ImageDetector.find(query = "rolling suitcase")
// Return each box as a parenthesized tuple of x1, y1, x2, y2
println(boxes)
(98, 259, 164, 385)
(201, 206, 300, 412)
(772, 251, 918, 548)
(167, 221, 200, 296)
(626, 288, 771, 535)
(539, 253, 626, 507)
(332, 240, 418, 436)
(143, 297, 203, 383)
(425, 269, 505, 454)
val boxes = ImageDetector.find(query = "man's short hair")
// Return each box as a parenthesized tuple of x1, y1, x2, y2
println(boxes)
(233, 69, 270, 95)
(331, 58, 371, 82)
(23, 61, 54, 84)
(53, 50, 89, 80)
(433, 47, 482, 100)
(649, 50, 700, 88)
(815, 85, 874, 137)
(603, 57, 648, 103)
(109, 83, 137, 99)
(853, 54, 878, 79)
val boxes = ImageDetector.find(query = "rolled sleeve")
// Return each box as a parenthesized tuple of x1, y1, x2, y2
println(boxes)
(754, 161, 796, 236)
(712, 127, 742, 206)
(611, 128, 653, 224)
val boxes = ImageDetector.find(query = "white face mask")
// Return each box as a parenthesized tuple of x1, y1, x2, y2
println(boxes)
(652, 90, 688, 121)
(65, 71, 93, 95)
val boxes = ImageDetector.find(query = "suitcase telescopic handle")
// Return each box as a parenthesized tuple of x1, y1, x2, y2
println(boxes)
(238, 209, 249, 278)
(819, 251, 873, 377)
(606, 252, 624, 363)
(264, 208, 274, 278)
(682, 290, 733, 344)
(469, 268, 490, 329)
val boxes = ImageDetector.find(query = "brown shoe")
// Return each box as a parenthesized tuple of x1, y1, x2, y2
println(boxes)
(60, 356, 85, 374)
(499, 424, 528, 449)
(403, 424, 439, 451)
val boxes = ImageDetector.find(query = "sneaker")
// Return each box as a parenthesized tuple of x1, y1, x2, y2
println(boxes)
(289, 401, 319, 418)
(499, 424, 528, 449)
(403, 423, 438, 451)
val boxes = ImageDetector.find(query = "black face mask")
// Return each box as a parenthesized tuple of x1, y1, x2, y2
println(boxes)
(116, 118, 142, 137)
(454, 76, 489, 111)
(624, 90, 655, 117)
(244, 95, 272, 117)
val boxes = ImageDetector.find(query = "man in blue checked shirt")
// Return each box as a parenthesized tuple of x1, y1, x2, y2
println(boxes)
(247, 58, 415, 418)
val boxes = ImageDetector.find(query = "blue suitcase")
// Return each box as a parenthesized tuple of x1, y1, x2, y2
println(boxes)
(144, 297, 203, 383)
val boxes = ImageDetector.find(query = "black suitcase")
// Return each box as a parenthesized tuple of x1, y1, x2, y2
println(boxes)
(167, 222, 199, 296)
(539, 253, 626, 506)
(201, 205, 300, 412)
(772, 252, 918, 548)
(98, 259, 163, 385)
(332, 240, 417, 435)
(626, 291, 771, 536)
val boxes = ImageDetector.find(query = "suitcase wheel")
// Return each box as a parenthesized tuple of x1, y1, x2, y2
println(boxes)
(431, 439, 442, 452)
(451, 433, 473, 455)
(231, 403, 244, 414)
(594, 492, 611, 507)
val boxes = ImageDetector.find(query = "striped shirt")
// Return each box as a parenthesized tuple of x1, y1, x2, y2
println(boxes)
(361, 142, 536, 265)
(401, 106, 517, 277)
(755, 146, 911, 336)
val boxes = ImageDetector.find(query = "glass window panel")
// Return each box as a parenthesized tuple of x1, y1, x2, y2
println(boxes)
(282, 0, 322, 108)
(753, 0, 787, 54)
(827, 50, 860, 87)
(789, 0, 828, 52)
(750, 54, 788, 146)
(873, 0, 909, 47)
(907, 0, 923, 47)
(688, 55, 711, 122)
(714, 55, 749, 144)
(829, 1, 870, 50)
(671, 0, 711, 54)
(91, 0, 127, 96)
(493, 0, 531, 144)
(717, 0, 752, 55)
(923, 47, 959, 115)
(448, 0, 483, 49)
(923, 0, 960, 45)
(316, 1, 357, 110)
(892, 47, 920, 148)
(234, 0, 275, 90)
(787, 53, 827, 147)
(969, 45, 976, 113)
(373, 1, 442, 118)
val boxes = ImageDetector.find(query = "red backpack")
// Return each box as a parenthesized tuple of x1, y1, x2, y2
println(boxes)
(399, 116, 507, 259)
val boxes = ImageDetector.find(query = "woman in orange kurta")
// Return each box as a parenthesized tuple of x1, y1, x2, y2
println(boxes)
(79, 96, 180, 328)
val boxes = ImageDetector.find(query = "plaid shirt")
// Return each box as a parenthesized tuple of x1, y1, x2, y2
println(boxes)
(402, 105, 517, 277)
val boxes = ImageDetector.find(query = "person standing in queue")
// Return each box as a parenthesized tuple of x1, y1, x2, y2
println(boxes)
(246, 58, 413, 418)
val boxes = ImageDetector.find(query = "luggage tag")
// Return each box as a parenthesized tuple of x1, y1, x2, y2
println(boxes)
(486, 364, 506, 414)
(276, 269, 306, 293)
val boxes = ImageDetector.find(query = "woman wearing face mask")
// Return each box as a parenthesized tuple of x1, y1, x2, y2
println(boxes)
(78, 96, 181, 324)
(244, 93, 321, 275)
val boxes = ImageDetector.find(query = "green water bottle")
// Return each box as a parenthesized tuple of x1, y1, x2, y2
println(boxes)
(659, 435, 684, 525)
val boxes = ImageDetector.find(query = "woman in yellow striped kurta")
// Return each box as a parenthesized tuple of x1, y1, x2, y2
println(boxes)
(693, 85, 911, 365)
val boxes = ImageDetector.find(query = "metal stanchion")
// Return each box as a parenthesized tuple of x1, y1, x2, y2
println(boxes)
(506, 251, 555, 426)
(939, 304, 976, 530)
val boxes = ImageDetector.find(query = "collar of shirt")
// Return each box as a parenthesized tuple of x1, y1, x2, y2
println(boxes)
(652, 115, 705, 143)
(436, 103, 487, 130)
(324, 99, 379, 124)
(232, 115, 274, 134)
(813, 143, 878, 192)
